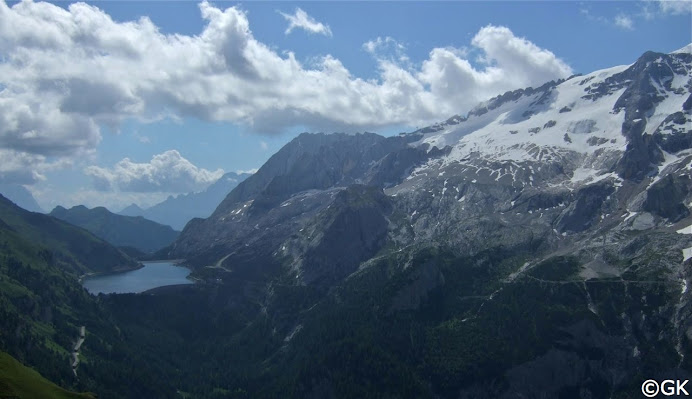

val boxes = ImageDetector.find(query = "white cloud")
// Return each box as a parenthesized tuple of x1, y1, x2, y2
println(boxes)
(278, 8, 332, 36)
(133, 131, 151, 144)
(260, 141, 268, 150)
(0, 149, 49, 184)
(656, 0, 691, 15)
(0, 149, 76, 185)
(415, 26, 572, 114)
(614, 14, 634, 30)
(363, 36, 404, 55)
(580, 6, 640, 30)
(0, 1, 573, 183)
(84, 150, 224, 193)
(471, 26, 572, 85)
(363, 36, 411, 64)
(637, 0, 689, 20)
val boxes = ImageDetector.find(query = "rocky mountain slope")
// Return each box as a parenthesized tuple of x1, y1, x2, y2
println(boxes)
(119, 172, 250, 231)
(157, 46, 692, 397)
(170, 46, 691, 277)
(50, 205, 179, 254)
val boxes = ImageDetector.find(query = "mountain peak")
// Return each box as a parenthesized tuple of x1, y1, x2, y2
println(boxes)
(119, 203, 144, 216)
(409, 47, 690, 186)
(671, 43, 692, 54)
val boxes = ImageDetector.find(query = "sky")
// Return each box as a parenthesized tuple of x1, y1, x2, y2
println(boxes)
(0, 0, 690, 211)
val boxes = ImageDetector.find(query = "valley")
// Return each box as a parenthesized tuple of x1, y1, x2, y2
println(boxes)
(0, 24, 690, 399)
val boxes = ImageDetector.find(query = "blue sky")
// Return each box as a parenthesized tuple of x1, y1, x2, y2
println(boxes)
(0, 0, 690, 211)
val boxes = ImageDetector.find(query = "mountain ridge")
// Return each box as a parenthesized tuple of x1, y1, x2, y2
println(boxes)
(156, 46, 691, 397)
(169, 47, 691, 269)
(50, 205, 179, 254)
(0, 194, 138, 275)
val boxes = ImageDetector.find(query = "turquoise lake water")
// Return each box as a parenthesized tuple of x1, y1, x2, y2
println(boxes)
(83, 261, 193, 294)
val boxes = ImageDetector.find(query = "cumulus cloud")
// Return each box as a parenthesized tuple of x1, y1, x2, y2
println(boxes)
(84, 150, 224, 193)
(0, 150, 49, 184)
(614, 14, 634, 30)
(417, 26, 572, 113)
(278, 8, 332, 36)
(0, 0, 573, 183)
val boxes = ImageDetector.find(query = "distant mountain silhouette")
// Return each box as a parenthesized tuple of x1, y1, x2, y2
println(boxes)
(119, 172, 251, 230)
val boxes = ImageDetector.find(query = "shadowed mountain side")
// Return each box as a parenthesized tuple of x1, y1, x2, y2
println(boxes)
(0, 194, 137, 275)
(50, 205, 179, 254)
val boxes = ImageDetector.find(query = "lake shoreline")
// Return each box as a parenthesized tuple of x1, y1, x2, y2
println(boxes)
(82, 261, 194, 295)
(78, 263, 144, 283)
(140, 259, 186, 264)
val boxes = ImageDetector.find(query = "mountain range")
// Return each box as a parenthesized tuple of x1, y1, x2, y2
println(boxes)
(119, 171, 251, 231)
(0, 45, 690, 398)
(158, 45, 692, 397)
(0, 194, 138, 276)
(49, 205, 180, 254)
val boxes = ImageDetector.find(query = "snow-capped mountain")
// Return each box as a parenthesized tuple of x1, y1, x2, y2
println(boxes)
(411, 45, 690, 188)
(167, 44, 692, 277)
(162, 46, 692, 397)
(389, 45, 691, 237)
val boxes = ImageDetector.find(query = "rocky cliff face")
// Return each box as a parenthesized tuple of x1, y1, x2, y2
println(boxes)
(164, 46, 692, 397)
(283, 185, 394, 286)
(166, 132, 438, 268)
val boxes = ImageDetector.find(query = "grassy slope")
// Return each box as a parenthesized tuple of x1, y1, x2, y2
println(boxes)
(0, 197, 181, 399)
(0, 351, 95, 399)
(0, 195, 137, 275)
(0, 204, 179, 399)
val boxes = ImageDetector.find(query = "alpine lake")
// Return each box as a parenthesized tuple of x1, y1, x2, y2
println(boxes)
(82, 261, 193, 294)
